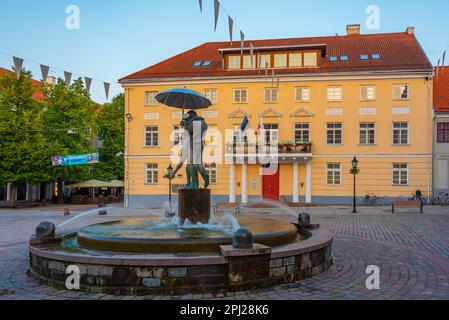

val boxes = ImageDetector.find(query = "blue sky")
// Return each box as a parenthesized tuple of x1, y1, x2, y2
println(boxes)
(0, 0, 448, 103)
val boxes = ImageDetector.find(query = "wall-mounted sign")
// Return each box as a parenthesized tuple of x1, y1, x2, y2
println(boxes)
(52, 153, 99, 167)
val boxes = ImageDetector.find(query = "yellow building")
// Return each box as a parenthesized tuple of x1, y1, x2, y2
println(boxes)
(120, 25, 434, 208)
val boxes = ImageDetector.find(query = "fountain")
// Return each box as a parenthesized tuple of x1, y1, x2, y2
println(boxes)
(28, 89, 333, 295)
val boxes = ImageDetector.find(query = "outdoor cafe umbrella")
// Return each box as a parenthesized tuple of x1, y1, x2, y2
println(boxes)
(155, 88, 212, 111)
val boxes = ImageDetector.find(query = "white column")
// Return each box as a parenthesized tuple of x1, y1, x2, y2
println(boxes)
(229, 164, 236, 203)
(293, 163, 299, 203)
(26, 183, 31, 201)
(306, 160, 312, 204)
(6, 183, 11, 202)
(242, 163, 248, 204)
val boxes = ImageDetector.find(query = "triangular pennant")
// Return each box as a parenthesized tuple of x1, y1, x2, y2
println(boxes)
(104, 82, 110, 100)
(64, 71, 72, 87)
(40, 65, 50, 82)
(250, 43, 254, 68)
(228, 16, 234, 45)
(443, 51, 446, 75)
(240, 31, 245, 57)
(198, 0, 203, 12)
(437, 59, 440, 79)
(13, 57, 24, 79)
(214, 0, 220, 32)
(84, 77, 92, 94)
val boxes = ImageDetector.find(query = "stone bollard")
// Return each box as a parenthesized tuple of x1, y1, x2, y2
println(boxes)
(35, 221, 56, 239)
(233, 229, 254, 249)
(298, 212, 311, 226)
(64, 208, 70, 216)
(98, 209, 107, 216)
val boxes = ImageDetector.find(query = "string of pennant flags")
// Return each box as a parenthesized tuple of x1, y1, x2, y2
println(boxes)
(2, 51, 113, 100)
(435, 48, 447, 80)
(199, 0, 281, 88)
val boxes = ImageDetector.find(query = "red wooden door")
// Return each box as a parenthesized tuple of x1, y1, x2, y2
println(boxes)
(262, 165, 280, 201)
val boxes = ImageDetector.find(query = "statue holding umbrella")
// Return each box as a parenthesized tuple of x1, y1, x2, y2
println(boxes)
(156, 88, 212, 224)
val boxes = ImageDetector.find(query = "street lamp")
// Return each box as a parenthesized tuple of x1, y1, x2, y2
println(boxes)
(167, 164, 174, 216)
(351, 157, 359, 214)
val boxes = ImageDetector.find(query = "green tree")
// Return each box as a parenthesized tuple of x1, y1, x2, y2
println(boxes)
(0, 70, 51, 190)
(94, 94, 125, 181)
(43, 78, 99, 203)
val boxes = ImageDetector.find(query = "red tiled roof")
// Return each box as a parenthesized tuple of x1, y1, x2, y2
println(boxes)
(121, 31, 432, 82)
(0, 67, 45, 100)
(434, 66, 449, 112)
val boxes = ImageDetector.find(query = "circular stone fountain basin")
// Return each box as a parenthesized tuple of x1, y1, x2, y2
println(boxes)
(75, 216, 299, 254)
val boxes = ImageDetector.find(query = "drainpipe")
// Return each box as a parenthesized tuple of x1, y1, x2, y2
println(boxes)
(125, 87, 130, 209)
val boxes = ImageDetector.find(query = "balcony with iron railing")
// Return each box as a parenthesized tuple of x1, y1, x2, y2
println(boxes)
(225, 141, 313, 163)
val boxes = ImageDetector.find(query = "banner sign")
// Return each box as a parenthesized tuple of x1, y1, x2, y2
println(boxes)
(52, 153, 99, 167)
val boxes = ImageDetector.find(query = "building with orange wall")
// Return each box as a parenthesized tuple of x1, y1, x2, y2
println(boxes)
(120, 25, 434, 208)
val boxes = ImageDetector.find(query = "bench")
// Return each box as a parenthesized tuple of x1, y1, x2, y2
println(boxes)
(214, 202, 240, 215)
(0, 201, 42, 209)
(392, 200, 423, 214)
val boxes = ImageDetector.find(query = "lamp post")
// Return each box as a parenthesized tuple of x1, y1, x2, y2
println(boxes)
(351, 157, 359, 214)
(167, 164, 174, 214)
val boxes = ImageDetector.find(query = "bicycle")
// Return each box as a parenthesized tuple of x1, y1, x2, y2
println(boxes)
(362, 193, 383, 206)
(430, 192, 449, 206)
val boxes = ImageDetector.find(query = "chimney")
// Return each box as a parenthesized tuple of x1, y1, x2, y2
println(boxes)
(406, 26, 415, 35)
(346, 24, 361, 35)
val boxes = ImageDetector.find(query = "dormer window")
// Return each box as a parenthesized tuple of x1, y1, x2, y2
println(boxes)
(274, 54, 288, 68)
(228, 56, 241, 69)
(360, 54, 369, 60)
(303, 52, 318, 67)
(340, 56, 349, 61)
(330, 56, 338, 62)
(372, 54, 380, 59)
(243, 55, 256, 69)
(289, 53, 302, 67)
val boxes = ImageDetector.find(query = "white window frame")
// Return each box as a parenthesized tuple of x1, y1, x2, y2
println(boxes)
(144, 126, 159, 147)
(205, 163, 218, 184)
(204, 89, 218, 104)
(144, 91, 159, 106)
(233, 89, 248, 104)
(262, 124, 279, 146)
(392, 163, 409, 186)
(327, 123, 343, 145)
(264, 88, 278, 103)
(172, 125, 184, 146)
(259, 54, 271, 69)
(295, 87, 311, 102)
(327, 86, 343, 101)
(274, 54, 288, 68)
(294, 123, 310, 144)
(242, 55, 256, 69)
(289, 53, 303, 67)
(393, 84, 410, 100)
(393, 122, 409, 145)
(327, 163, 342, 185)
(228, 56, 241, 69)
(359, 122, 376, 145)
(303, 52, 318, 67)
(145, 163, 159, 185)
(360, 85, 376, 101)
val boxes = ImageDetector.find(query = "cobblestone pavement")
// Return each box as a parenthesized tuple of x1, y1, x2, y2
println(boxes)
(0, 205, 448, 300)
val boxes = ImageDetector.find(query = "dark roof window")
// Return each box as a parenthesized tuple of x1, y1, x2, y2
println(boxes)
(202, 61, 212, 66)
(372, 54, 380, 59)
(340, 56, 349, 61)
(330, 56, 338, 62)
(193, 61, 202, 66)
(360, 54, 369, 60)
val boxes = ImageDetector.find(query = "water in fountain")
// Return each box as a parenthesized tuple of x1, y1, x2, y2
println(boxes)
(56, 206, 121, 229)
(248, 199, 301, 221)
